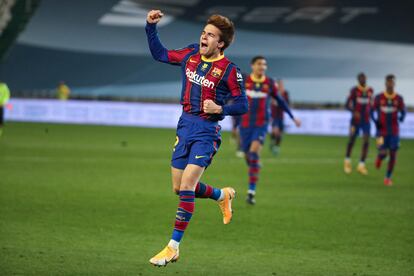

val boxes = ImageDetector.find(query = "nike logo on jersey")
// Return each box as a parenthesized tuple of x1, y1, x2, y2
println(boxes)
(189, 58, 197, 63)
(195, 155, 206, 159)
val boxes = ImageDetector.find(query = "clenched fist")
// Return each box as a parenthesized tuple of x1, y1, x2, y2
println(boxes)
(203, 99, 223, 114)
(147, 10, 164, 24)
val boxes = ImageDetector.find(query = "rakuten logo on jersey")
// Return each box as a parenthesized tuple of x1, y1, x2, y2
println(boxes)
(380, 106, 396, 113)
(186, 69, 214, 89)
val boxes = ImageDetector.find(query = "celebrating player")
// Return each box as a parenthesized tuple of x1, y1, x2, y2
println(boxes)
(145, 10, 248, 266)
(241, 56, 300, 205)
(269, 79, 291, 155)
(344, 73, 374, 175)
(371, 75, 406, 186)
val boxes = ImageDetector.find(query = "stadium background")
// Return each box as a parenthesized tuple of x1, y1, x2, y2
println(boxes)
(1, 0, 414, 275)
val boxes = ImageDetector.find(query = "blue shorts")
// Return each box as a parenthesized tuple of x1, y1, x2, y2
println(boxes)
(377, 135, 400, 151)
(272, 118, 284, 131)
(350, 122, 371, 136)
(171, 112, 221, 170)
(239, 126, 267, 153)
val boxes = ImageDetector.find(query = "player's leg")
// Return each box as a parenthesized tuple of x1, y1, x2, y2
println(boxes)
(344, 125, 358, 174)
(270, 124, 282, 156)
(150, 164, 203, 267)
(246, 140, 263, 205)
(384, 136, 399, 186)
(375, 136, 387, 169)
(172, 167, 223, 200)
(357, 126, 370, 175)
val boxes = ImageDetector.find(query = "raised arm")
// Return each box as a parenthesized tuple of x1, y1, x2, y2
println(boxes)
(145, 10, 196, 65)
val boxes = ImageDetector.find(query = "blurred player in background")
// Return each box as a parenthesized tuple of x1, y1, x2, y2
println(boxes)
(344, 73, 373, 175)
(0, 80, 11, 137)
(57, 81, 71, 100)
(145, 10, 248, 266)
(371, 74, 406, 186)
(241, 56, 300, 205)
(269, 79, 291, 156)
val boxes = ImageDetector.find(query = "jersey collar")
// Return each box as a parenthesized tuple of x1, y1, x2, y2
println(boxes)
(201, 53, 225, 62)
(357, 84, 367, 91)
(383, 91, 397, 99)
(250, 74, 266, 83)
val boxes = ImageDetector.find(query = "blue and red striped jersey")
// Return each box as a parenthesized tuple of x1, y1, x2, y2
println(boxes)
(241, 75, 294, 128)
(346, 85, 374, 124)
(145, 23, 248, 121)
(372, 92, 406, 136)
(271, 90, 290, 120)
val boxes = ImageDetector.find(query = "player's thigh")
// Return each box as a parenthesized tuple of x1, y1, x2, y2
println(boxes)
(171, 167, 184, 195)
(249, 127, 266, 153)
(349, 124, 360, 138)
(239, 128, 252, 153)
(249, 140, 263, 153)
(180, 164, 205, 191)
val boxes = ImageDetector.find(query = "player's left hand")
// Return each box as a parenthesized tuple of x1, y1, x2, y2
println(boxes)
(203, 99, 223, 114)
(294, 118, 301, 127)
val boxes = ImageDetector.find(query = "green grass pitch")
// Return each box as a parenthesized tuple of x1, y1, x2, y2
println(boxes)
(1, 122, 413, 275)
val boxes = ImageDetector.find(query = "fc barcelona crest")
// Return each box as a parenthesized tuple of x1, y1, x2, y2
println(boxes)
(211, 67, 222, 78)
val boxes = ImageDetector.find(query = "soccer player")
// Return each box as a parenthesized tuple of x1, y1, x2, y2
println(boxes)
(0, 81, 10, 138)
(371, 74, 406, 186)
(241, 56, 300, 205)
(344, 73, 374, 175)
(269, 79, 290, 155)
(145, 10, 248, 266)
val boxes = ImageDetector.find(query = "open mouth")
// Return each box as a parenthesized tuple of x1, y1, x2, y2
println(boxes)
(200, 42, 208, 50)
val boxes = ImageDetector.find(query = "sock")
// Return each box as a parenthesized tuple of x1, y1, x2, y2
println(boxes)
(345, 135, 356, 158)
(360, 141, 369, 162)
(247, 152, 260, 193)
(386, 150, 397, 178)
(168, 239, 179, 250)
(195, 182, 222, 201)
(171, 190, 195, 244)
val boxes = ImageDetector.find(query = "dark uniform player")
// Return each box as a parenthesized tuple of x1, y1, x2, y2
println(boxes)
(269, 79, 290, 155)
(146, 10, 248, 266)
(344, 73, 374, 175)
(371, 74, 406, 186)
(241, 56, 300, 204)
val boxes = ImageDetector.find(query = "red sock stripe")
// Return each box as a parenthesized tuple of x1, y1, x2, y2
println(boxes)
(175, 221, 188, 231)
(179, 201, 194, 213)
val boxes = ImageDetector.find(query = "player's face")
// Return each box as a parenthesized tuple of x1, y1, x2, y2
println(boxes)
(200, 24, 224, 58)
(385, 78, 395, 92)
(358, 74, 366, 86)
(251, 59, 267, 76)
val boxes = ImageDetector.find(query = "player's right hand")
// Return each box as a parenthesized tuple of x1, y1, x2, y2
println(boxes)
(147, 10, 164, 24)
